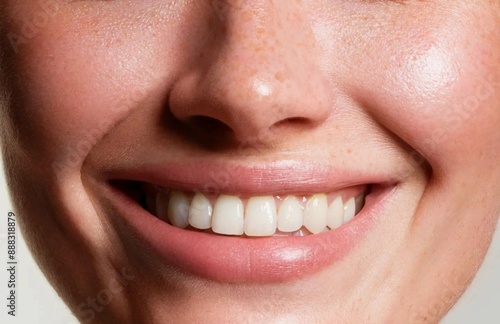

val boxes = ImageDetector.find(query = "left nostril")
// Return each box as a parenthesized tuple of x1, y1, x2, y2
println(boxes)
(188, 115, 233, 135)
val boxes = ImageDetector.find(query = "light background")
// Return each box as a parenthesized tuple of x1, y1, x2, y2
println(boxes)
(0, 156, 499, 323)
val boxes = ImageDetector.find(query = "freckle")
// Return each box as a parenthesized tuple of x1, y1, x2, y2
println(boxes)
(256, 27, 266, 37)
(274, 72, 285, 82)
(347, 149, 352, 154)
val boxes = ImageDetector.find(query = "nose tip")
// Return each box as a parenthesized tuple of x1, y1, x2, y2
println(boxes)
(169, 71, 332, 143)
(168, 1, 334, 145)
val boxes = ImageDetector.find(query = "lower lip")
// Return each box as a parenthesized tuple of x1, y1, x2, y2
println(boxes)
(107, 184, 396, 283)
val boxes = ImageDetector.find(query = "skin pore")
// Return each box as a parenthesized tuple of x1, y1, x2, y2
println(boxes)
(1, 0, 499, 323)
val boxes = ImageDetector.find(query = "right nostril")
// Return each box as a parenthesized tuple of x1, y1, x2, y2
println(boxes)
(272, 116, 311, 129)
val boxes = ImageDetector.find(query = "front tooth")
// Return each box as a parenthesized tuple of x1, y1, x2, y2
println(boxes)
(167, 191, 190, 228)
(277, 196, 303, 232)
(188, 193, 213, 229)
(343, 197, 356, 224)
(212, 195, 244, 235)
(327, 196, 344, 229)
(303, 194, 328, 234)
(244, 196, 277, 236)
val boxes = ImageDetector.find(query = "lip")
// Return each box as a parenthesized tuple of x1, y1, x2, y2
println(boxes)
(104, 159, 396, 196)
(103, 161, 398, 283)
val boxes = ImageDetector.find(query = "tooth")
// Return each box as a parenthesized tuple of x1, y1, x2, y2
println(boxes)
(188, 193, 213, 230)
(277, 196, 303, 232)
(327, 196, 344, 229)
(212, 195, 244, 235)
(244, 196, 277, 236)
(303, 194, 328, 234)
(355, 194, 365, 214)
(167, 191, 190, 228)
(343, 197, 356, 224)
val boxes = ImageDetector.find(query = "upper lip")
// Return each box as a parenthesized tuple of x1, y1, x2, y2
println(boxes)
(104, 159, 396, 195)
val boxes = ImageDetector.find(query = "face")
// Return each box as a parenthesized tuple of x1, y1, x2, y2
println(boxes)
(1, 0, 499, 322)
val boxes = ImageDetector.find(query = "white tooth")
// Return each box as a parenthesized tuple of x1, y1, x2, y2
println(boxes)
(212, 195, 244, 235)
(167, 191, 190, 228)
(244, 196, 277, 236)
(188, 193, 213, 229)
(277, 196, 303, 232)
(343, 197, 356, 224)
(327, 197, 344, 229)
(303, 194, 328, 234)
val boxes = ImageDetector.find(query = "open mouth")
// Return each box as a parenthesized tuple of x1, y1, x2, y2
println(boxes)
(115, 181, 370, 238)
(105, 161, 397, 283)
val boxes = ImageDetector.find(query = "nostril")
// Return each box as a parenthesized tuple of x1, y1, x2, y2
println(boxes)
(188, 115, 233, 135)
(272, 116, 311, 128)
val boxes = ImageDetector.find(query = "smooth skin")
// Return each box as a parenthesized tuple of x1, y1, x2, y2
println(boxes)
(1, 0, 499, 323)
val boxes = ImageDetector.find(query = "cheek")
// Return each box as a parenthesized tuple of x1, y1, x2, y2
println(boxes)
(4, 5, 183, 171)
(8, 52, 121, 172)
(398, 42, 498, 155)
(362, 13, 500, 171)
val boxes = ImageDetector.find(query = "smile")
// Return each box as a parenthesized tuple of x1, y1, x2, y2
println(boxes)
(104, 160, 398, 283)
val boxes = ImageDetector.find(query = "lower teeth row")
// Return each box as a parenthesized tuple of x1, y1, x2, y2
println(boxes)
(146, 192, 366, 237)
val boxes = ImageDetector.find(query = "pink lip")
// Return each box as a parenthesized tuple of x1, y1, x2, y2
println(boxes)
(104, 159, 395, 195)
(103, 161, 398, 283)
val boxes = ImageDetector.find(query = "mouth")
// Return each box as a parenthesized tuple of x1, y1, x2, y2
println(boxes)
(104, 161, 398, 283)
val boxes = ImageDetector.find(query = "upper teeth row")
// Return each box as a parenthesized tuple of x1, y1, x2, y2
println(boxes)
(151, 191, 365, 237)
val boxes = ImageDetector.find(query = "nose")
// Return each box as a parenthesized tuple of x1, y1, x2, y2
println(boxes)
(168, 0, 334, 145)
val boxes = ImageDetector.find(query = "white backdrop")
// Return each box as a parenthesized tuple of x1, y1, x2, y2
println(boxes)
(0, 156, 499, 324)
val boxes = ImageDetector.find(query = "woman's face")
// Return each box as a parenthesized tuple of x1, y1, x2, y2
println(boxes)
(1, 0, 499, 322)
